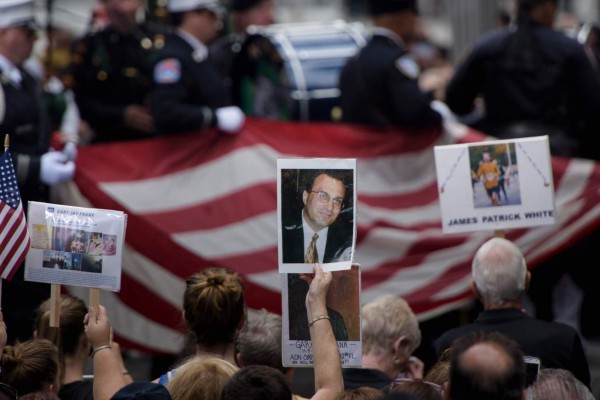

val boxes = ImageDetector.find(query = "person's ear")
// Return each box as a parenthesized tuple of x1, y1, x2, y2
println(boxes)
(392, 335, 409, 361)
(235, 352, 244, 368)
(302, 190, 308, 205)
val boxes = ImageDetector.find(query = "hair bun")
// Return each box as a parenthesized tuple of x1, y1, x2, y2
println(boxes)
(207, 276, 224, 286)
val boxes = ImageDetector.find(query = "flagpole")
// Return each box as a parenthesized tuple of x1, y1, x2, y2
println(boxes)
(0, 135, 5, 306)
(0, 134, 9, 307)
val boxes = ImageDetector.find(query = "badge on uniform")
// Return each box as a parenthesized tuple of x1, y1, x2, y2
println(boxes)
(154, 58, 181, 84)
(395, 55, 420, 80)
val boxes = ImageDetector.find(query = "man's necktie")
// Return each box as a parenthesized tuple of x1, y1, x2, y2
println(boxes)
(304, 233, 319, 263)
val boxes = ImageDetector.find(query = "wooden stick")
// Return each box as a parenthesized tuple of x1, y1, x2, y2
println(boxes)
(49, 284, 61, 327)
(89, 288, 100, 312)
(494, 230, 506, 238)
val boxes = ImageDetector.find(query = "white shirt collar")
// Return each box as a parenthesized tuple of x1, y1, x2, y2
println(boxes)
(371, 27, 405, 47)
(0, 54, 22, 86)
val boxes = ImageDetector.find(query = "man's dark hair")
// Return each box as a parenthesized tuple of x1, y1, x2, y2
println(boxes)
(304, 170, 347, 193)
(448, 331, 525, 400)
(221, 365, 291, 400)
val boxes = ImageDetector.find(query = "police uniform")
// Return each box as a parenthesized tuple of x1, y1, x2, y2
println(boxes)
(0, 0, 55, 344)
(338, 0, 441, 128)
(209, 32, 245, 95)
(208, 0, 269, 96)
(445, 21, 600, 159)
(70, 21, 167, 142)
(149, 31, 231, 134)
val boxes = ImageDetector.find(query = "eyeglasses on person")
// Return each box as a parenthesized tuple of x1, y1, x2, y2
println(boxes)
(310, 191, 344, 209)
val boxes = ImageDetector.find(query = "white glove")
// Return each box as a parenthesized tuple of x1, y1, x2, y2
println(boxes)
(40, 151, 75, 185)
(215, 106, 245, 134)
(63, 142, 78, 162)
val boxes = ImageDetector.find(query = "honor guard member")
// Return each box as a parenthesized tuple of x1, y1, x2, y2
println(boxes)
(0, 0, 75, 344)
(338, 0, 441, 128)
(209, 0, 275, 95)
(445, 0, 600, 160)
(69, 0, 168, 143)
(149, 0, 245, 135)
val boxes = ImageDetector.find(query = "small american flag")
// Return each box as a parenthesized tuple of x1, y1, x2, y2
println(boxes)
(0, 150, 31, 280)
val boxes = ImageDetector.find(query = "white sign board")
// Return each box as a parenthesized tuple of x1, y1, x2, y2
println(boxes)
(434, 136, 555, 234)
(25, 202, 127, 291)
(282, 265, 362, 367)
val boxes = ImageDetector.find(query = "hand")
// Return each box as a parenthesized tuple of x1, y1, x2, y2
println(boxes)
(305, 264, 332, 319)
(63, 142, 78, 162)
(215, 106, 245, 134)
(123, 105, 155, 133)
(404, 356, 425, 380)
(40, 151, 75, 185)
(84, 306, 111, 348)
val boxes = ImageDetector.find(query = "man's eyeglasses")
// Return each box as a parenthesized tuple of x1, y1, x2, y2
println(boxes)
(0, 382, 19, 400)
(310, 191, 344, 209)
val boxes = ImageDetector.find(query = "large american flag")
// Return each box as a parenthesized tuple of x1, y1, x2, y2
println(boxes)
(0, 150, 31, 281)
(57, 119, 600, 354)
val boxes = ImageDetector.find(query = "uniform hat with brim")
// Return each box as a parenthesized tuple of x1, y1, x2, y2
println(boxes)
(110, 382, 172, 400)
(369, 0, 419, 16)
(0, 0, 38, 30)
(168, 0, 225, 16)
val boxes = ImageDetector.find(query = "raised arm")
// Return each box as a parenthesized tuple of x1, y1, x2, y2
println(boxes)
(84, 305, 128, 400)
(304, 264, 344, 400)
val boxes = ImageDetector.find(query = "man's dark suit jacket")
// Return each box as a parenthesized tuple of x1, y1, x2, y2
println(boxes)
(434, 308, 591, 387)
(282, 213, 353, 263)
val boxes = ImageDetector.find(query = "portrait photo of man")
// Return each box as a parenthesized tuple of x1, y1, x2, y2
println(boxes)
(279, 167, 355, 269)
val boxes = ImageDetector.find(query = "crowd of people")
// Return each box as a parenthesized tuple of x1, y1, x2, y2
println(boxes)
(1, 238, 596, 399)
(1, 0, 600, 398)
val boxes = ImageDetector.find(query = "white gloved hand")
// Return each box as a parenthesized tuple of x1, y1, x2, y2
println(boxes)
(40, 151, 76, 185)
(215, 106, 245, 134)
(63, 142, 78, 162)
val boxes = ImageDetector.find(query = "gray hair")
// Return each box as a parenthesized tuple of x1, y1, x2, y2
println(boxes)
(526, 368, 595, 400)
(236, 309, 288, 374)
(361, 294, 421, 355)
(472, 237, 527, 305)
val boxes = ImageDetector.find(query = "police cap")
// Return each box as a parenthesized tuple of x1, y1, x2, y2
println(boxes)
(368, 0, 419, 16)
(0, 0, 37, 30)
(168, 0, 225, 16)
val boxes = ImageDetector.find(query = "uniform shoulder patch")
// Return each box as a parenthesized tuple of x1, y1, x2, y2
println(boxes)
(395, 55, 420, 80)
(154, 58, 181, 84)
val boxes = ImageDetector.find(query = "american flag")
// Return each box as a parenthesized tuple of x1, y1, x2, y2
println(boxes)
(0, 150, 31, 281)
(57, 119, 600, 354)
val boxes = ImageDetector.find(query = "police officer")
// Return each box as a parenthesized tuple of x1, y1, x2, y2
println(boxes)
(445, 0, 600, 160)
(149, 0, 245, 135)
(0, 0, 75, 344)
(70, 0, 168, 143)
(209, 0, 275, 95)
(338, 0, 441, 128)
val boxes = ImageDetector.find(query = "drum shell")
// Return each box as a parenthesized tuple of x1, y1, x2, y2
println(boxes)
(232, 21, 368, 122)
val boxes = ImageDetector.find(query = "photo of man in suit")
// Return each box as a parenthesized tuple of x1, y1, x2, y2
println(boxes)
(281, 169, 353, 264)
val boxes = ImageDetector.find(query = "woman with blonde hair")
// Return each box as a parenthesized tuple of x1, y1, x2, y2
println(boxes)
(166, 356, 238, 400)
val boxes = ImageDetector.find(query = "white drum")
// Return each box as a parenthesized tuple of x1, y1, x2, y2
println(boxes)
(232, 20, 368, 121)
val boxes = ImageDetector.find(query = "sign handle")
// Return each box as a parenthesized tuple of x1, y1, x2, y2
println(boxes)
(49, 284, 61, 327)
